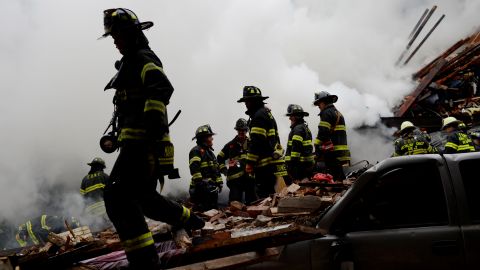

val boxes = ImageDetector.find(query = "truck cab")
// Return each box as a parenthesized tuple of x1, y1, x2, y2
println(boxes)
(248, 152, 480, 270)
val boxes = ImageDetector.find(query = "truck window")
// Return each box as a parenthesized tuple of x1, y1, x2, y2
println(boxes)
(335, 162, 449, 232)
(459, 159, 480, 223)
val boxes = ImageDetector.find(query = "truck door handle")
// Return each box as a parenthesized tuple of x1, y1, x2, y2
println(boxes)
(432, 240, 459, 255)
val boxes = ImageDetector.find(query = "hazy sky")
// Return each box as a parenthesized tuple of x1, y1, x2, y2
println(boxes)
(1, 0, 479, 223)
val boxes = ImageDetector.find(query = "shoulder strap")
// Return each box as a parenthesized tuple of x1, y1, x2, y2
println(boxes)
(330, 110, 342, 133)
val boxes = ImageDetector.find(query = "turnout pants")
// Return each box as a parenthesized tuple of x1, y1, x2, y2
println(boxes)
(253, 165, 276, 199)
(104, 142, 191, 269)
(227, 175, 257, 205)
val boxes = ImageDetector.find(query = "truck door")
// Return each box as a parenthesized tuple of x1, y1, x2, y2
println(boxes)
(446, 154, 480, 270)
(330, 158, 465, 270)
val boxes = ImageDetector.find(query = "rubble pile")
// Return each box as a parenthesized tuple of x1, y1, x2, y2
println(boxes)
(1, 178, 354, 270)
(383, 30, 480, 130)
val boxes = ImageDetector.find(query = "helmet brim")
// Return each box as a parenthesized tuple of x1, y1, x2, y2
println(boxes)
(313, 95, 338, 105)
(442, 120, 460, 130)
(98, 21, 154, 39)
(286, 112, 309, 117)
(237, 96, 269, 103)
(192, 132, 216, 141)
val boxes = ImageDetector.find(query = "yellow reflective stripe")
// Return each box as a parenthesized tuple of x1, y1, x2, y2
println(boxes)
(219, 164, 226, 170)
(319, 121, 331, 129)
(246, 153, 259, 162)
(123, 232, 155, 253)
(80, 189, 86, 195)
(302, 140, 312, 146)
(258, 157, 272, 167)
(16, 233, 27, 247)
(268, 129, 276, 136)
(300, 156, 315, 162)
(192, 172, 202, 180)
(334, 125, 346, 131)
(458, 145, 475, 151)
(216, 177, 223, 183)
(40, 215, 50, 230)
(144, 99, 166, 113)
(118, 128, 146, 141)
(86, 201, 106, 216)
(189, 156, 201, 165)
(274, 170, 288, 177)
(200, 161, 214, 168)
(27, 221, 40, 245)
(218, 151, 225, 158)
(83, 183, 106, 194)
(445, 142, 458, 150)
(337, 156, 351, 161)
(141, 62, 165, 84)
(228, 171, 245, 180)
(314, 138, 322, 145)
(159, 157, 174, 165)
(292, 135, 303, 142)
(251, 127, 267, 137)
(290, 152, 301, 157)
(285, 156, 291, 161)
(287, 141, 293, 146)
(180, 206, 191, 223)
(334, 145, 349, 151)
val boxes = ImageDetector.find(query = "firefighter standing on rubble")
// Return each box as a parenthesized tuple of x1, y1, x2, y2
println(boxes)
(238, 86, 288, 199)
(284, 104, 315, 181)
(80, 157, 110, 231)
(217, 119, 257, 205)
(442, 117, 476, 154)
(189, 125, 223, 211)
(392, 121, 436, 156)
(99, 8, 204, 269)
(15, 216, 80, 247)
(313, 91, 351, 180)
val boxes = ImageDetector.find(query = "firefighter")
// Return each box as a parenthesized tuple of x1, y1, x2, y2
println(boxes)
(237, 86, 287, 199)
(100, 8, 204, 268)
(442, 116, 476, 154)
(189, 125, 223, 211)
(15, 215, 80, 247)
(313, 91, 351, 180)
(392, 121, 436, 156)
(217, 119, 257, 205)
(80, 157, 110, 231)
(285, 104, 315, 181)
(469, 131, 480, 151)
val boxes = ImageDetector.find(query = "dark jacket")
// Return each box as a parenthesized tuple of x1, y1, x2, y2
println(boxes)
(392, 133, 436, 156)
(246, 106, 287, 176)
(189, 144, 223, 187)
(314, 104, 351, 163)
(80, 169, 109, 216)
(16, 216, 80, 247)
(444, 131, 476, 154)
(217, 136, 249, 181)
(286, 120, 315, 178)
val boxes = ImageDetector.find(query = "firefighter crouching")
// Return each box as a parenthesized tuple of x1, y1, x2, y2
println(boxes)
(100, 8, 204, 269)
(442, 117, 476, 154)
(237, 86, 288, 199)
(217, 119, 257, 205)
(285, 104, 315, 182)
(392, 121, 436, 156)
(16, 216, 80, 247)
(189, 125, 224, 211)
(80, 157, 111, 231)
(313, 91, 351, 180)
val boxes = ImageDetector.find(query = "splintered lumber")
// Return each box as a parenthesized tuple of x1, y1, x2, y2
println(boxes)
(277, 196, 323, 214)
(246, 205, 270, 218)
(168, 247, 281, 270)
(229, 201, 245, 212)
(395, 58, 447, 117)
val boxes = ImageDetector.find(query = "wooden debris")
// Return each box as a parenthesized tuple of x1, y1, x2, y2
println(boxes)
(203, 209, 220, 218)
(252, 215, 272, 227)
(229, 201, 245, 212)
(246, 205, 270, 218)
(277, 195, 323, 214)
(173, 229, 192, 249)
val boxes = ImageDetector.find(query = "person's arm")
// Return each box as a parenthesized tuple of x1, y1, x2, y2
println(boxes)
(444, 134, 459, 154)
(246, 113, 268, 166)
(189, 148, 203, 183)
(314, 110, 335, 154)
(217, 143, 229, 175)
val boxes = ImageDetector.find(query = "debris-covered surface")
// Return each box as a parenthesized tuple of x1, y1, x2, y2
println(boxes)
(2, 179, 354, 270)
(383, 30, 480, 131)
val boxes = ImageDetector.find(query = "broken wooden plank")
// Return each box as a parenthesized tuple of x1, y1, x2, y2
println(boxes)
(277, 196, 323, 213)
(395, 58, 447, 117)
(168, 247, 281, 270)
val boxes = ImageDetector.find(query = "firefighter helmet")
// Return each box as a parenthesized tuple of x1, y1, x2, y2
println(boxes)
(286, 104, 309, 117)
(88, 157, 106, 168)
(193, 124, 216, 140)
(313, 91, 338, 105)
(470, 131, 480, 139)
(234, 118, 249, 130)
(400, 121, 415, 133)
(237, 86, 269, 103)
(100, 8, 153, 38)
(442, 117, 460, 130)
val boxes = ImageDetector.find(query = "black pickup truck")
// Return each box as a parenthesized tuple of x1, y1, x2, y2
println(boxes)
(247, 152, 480, 270)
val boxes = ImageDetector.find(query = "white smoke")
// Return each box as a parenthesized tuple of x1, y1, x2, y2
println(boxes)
(0, 0, 478, 228)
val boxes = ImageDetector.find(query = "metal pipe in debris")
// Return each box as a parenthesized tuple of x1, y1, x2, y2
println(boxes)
(396, 5, 437, 65)
(404, 14, 446, 65)
(408, 8, 429, 40)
